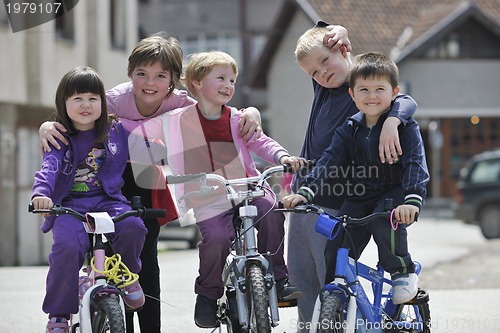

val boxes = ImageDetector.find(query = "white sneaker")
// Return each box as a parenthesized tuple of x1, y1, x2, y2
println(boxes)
(391, 273, 418, 304)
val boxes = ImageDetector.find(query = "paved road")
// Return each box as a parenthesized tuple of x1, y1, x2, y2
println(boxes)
(1, 216, 500, 333)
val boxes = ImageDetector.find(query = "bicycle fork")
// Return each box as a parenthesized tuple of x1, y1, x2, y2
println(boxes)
(232, 205, 280, 328)
(78, 237, 126, 333)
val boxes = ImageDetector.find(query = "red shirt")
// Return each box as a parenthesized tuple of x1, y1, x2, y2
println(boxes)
(181, 105, 248, 208)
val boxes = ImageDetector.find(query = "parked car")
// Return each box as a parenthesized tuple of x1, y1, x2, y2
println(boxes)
(452, 149, 500, 239)
(159, 210, 201, 249)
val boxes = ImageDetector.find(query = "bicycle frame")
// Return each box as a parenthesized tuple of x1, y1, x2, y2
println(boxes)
(167, 164, 304, 331)
(29, 197, 165, 333)
(314, 255, 424, 333)
(222, 198, 280, 330)
(306, 208, 428, 333)
(77, 214, 126, 333)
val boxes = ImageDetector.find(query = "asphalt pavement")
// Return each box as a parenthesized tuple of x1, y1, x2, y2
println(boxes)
(1, 215, 500, 333)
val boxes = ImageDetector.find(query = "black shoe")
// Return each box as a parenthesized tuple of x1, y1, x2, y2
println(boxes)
(276, 278, 302, 301)
(194, 295, 218, 328)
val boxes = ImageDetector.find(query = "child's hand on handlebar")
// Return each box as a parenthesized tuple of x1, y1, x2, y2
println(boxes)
(31, 196, 54, 216)
(281, 194, 308, 209)
(279, 155, 307, 171)
(394, 204, 419, 224)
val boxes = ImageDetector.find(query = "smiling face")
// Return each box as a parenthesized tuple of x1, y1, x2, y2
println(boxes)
(129, 61, 173, 117)
(65, 92, 102, 131)
(298, 44, 350, 89)
(349, 75, 400, 126)
(193, 64, 236, 110)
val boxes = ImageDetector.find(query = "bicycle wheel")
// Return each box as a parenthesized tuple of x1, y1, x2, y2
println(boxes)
(246, 263, 271, 333)
(318, 292, 345, 333)
(91, 296, 126, 333)
(385, 289, 431, 333)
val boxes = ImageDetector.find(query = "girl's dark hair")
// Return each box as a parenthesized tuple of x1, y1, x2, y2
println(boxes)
(54, 67, 109, 143)
(127, 32, 183, 98)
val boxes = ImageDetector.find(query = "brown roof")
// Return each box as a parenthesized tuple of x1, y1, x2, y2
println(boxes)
(249, 0, 500, 87)
(305, 0, 500, 55)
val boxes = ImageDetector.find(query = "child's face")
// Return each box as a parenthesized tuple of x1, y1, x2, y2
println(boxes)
(129, 61, 172, 114)
(194, 64, 236, 107)
(298, 44, 350, 89)
(66, 92, 102, 131)
(348, 76, 399, 123)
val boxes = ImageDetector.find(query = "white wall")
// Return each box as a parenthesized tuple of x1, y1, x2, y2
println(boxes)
(0, 0, 137, 265)
(399, 59, 500, 113)
(268, 12, 313, 155)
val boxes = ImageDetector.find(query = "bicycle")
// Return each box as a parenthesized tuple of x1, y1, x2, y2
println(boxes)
(29, 196, 166, 333)
(166, 163, 307, 333)
(278, 200, 431, 333)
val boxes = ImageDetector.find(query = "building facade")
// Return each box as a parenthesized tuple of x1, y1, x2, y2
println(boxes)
(249, 0, 500, 200)
(0, 1, 138, 265)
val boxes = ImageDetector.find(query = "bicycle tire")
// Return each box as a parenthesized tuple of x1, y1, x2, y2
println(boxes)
(318, 292, 345, 333)
(222, 288, 242, 333)
(91, 296, 126, 333)
(246, 263, 271, 333)
(385, 289, 431, 333)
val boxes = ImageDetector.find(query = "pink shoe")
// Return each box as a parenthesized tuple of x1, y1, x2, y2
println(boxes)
(46, 318, 69, 333)
(123, 281, 145, 310)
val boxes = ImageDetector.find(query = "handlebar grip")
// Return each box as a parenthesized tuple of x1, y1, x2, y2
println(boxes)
(283, 159, 317, 173)
(167, 173, 205, 184)
(143, 209, 167, 219)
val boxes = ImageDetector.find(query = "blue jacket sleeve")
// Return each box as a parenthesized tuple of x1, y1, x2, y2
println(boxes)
(399, 118, 430, 208)
(296, 124, 350, 202)
(387, 94, 417, 126)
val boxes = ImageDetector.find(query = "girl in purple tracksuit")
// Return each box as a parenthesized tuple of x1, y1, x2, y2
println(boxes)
(31, 67, 147, 333)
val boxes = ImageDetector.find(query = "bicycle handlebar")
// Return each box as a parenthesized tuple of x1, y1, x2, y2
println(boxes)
(277, 202, 418, 225)
(28, 202, 166, 222)
(166, 160, 316, 191)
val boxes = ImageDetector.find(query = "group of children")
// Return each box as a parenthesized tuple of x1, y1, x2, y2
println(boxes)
(33, 22, 429, 333)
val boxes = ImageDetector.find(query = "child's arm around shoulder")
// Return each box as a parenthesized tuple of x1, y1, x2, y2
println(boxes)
(379, 94, 418, 164)
(238, 106, 263, 143)
(39, 121, 68, 153)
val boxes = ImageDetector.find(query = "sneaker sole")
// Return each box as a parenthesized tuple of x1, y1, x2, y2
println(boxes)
(278, 290, 302, 301)
(278, 298, 298, 308)
(195, 320, 220, 329)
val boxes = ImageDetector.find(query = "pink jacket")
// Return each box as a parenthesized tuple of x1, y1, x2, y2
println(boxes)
(123, 104, 289, 215)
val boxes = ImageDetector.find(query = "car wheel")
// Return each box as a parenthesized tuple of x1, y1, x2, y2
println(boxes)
(479, 205, 500, 239)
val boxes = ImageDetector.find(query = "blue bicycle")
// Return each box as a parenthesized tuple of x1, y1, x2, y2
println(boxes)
(281, 202, 431, 333)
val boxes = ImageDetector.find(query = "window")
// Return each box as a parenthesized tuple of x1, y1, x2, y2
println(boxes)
(179, 33, 241, 67)
(0, 3, 8, 26)
(55, 6, 74, 40)
(470, 159, 500, 184)
(424, 18, 500, 59)
(110, 0, 126, 49)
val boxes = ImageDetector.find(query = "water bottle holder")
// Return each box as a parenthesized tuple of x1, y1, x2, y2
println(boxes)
(315, 213, 342, 240)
